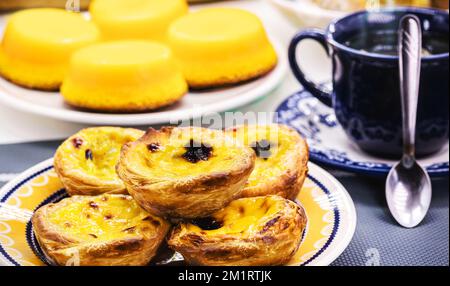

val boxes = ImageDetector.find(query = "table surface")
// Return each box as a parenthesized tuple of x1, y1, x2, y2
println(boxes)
(0, 0, 448, 266)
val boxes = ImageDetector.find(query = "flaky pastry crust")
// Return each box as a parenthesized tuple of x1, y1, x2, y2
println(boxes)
(54, 127, 144, 196)
(226, 124, 309, 200)
(168, 195, 307, 266)
(32, 194, 170, 266)
(116, 126, 255, 219)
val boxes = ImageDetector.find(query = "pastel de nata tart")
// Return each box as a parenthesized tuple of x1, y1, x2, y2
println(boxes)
(32, 194, 171, 266)
(168, 7, 278, 89)
(226, 124, 309, 200)
(168, 195, 307, 266)
(90, 0, 188, 41)
(117, 126, 256, 219)
(54, 127, 144, 196)
(0, 8, 100, 90)
(61, 40, 188, 112)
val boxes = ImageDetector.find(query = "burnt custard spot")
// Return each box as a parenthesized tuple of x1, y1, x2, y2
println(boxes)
(147, 143, 160, 152)
(89, 234, 98, 238)
(123, 226, 136, 233)
(72, 137, 84, 148)
(104, 214, 113, 220)
(85, 149, 93, 160)
(191, 217, 223, 230)
(182, 139, 213, 164)
(250, 139, 272, 160)
(142, 216, 161, 227)
(88, 201, 99, 209)
(262, 236, 276, 244)
(261, 216, 280, 233)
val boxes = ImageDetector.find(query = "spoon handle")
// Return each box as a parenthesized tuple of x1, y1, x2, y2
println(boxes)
(399, 15, 422, 166)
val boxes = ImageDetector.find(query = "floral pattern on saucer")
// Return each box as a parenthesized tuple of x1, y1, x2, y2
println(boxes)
(275, 90, 449, 176)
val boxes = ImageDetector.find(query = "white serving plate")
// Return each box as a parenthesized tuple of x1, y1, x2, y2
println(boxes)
(0, 159, 356, 266)
(0, 13, 287, 126)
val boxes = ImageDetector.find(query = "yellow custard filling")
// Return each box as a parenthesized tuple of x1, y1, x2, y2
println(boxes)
(186, 196, 283, 235)
(228, 125, 295, 188)
(75, 135, 126, 179)
(59, 128, 143, 180)
(48, 195, 158, 242)
(128, 128, 246, 179)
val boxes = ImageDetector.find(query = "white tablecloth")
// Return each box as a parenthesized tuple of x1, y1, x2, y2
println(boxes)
(0, 0, 331, 144)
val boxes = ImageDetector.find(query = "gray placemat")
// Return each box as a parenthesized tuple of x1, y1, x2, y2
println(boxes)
(0, 141, 448, 266)
(330, 175, 449, 266)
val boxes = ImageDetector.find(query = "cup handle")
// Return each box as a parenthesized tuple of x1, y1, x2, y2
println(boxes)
(288, 30, 332, 107)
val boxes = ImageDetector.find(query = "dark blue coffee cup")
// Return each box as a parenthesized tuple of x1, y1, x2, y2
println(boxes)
(288, 7, 449, 158)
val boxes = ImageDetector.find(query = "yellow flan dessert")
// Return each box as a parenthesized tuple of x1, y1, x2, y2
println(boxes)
(61, 41, 188, 112)
(0, 8, 100, 90)
(168, 8, 278, 89)
(89, 0, 188, 42)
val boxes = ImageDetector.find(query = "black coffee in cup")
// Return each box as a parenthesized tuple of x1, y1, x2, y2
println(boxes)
(343, 29, 449, 56)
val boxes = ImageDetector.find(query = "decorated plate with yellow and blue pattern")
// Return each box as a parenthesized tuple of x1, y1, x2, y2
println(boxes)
(0, 159, 356, 266)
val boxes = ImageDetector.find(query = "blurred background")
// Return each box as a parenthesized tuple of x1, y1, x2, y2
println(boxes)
(0, 0, 448, 11)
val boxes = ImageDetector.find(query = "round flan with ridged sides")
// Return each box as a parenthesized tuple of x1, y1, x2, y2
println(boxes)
(89, 0, 188, 42)
(0, 8, 100, 90)
(61, 40, 188, 112)
(168, 7, 278, 89)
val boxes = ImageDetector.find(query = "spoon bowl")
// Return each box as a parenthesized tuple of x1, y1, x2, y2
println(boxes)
(386, 159, 432, 228)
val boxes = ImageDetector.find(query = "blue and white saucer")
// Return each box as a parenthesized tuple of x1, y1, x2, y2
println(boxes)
(275, 90, 449, 177)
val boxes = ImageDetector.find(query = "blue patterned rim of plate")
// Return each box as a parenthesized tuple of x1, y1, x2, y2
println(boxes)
(0, 165, 340, 266)
(24, 176, 339, 266)
(275, 90, 449, 177)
